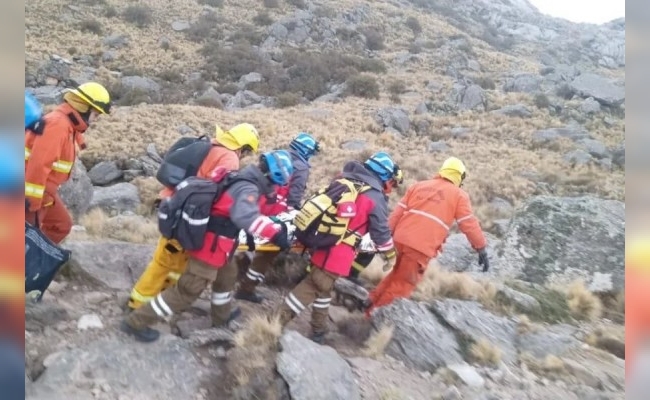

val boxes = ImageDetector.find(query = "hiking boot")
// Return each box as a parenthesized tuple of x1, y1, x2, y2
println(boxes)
(213, 307, 242, 329)
(120, 320, 160, 343)
(361, 298, 372, 312)
(310, 331, 325, 344)
(234, 289, 265, 304)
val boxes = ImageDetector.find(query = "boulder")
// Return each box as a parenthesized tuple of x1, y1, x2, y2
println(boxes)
(436, 233, 500, 272)
(492, 104, 532, 118)
(569, 73, 625, 107)
(276, 330, 360, 400)
(374, 107, 411, 135)
(611, 141, 625, 169)
(59, 160, 93, 220)
(449, 82, 486, 111)
(87, 161, 123, 186)
(580, 97, 601, 114)
(428, 140, 450, 153)
(62, 240, 155, 291)
(495, 195, 624, 293)
(89, 182, 141, 214)
(503, 73, 541, 93)
(515, 324, 580, 358)
(371, 299, 463, 371)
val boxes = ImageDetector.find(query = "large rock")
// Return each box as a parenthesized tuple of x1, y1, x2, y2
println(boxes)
(569, 73, 625, 107)
(436, 233, 500, 272)
(371, 299, 463, 371)
(503, 73, 541, 93)
(495, 195, 624, 293)
(87, 161, 123, 186)
(26, 336, 209, 400)
(89, 182, 140, 214)
(62, 240, 155, 291)
(449, 82, 486, 111)
(492, 104, 532, 118)
(515, 324, 580, 358)
(59, 160, 93, 220)
(431, 299, 518, 363)
(276, 330, 360, 400)
(374, 107, 411, 135)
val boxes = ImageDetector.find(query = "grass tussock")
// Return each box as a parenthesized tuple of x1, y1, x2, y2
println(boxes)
(336, 314, 373, 345)
(80, 208, 160, 244)
(469, 338, 502, 366)
(565, 280, 603, 321)
(362, 325, 394, 358)
(585, 327, 625, 359)
(412, 263, 497, 307)
(521, 353, 566, 377)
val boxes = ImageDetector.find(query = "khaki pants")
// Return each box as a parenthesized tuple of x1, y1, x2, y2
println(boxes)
(126, 257, 239, 330)
(128, 237, 190, 309)
(238, 251, 278, 293)
(277, 266, 338, 334)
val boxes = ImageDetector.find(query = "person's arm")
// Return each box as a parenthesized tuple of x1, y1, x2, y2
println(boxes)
(228, 182, 281, 241)
(25, 121, 65, 211)
(366, 191, 394, 253)
(388, 185, 413, 232)
(455, 191, 487, 250)
(286, 167, 309, 209)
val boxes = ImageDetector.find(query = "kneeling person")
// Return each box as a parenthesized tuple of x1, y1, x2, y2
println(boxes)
(121, 150, 294, 342)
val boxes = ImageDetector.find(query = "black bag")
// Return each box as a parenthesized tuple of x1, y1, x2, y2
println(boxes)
(155, 135, 214, 188)
(25, 222, 72, 300)
(157, 172, 256, 251)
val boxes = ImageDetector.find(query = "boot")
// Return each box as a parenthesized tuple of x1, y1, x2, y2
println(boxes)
(213, 307, 242, 329)
(310, 331, 325, 344)
(120, 320, 160, 343)
(234, 289, 265, 304)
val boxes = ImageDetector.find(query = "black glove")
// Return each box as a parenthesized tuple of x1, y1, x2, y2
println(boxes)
(270, 223, 290, 251)
(246, 233, 256, 252)
(477, 247, 490, 272)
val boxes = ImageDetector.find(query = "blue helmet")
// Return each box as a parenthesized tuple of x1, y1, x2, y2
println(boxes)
(25, 91, 42, 129)
(289, 132, 320, 160)
(261, 149, 294, 186)
(364, 151, 399, 183)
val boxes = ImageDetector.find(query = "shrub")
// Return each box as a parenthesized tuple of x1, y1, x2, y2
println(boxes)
(555, 83, 574, 99)
(276, 92, 301, 108)
(201, 42, 269, 82)
(253, 11, 274, 26)
(405, 16, 422, 35)
(104, 5, 118, 18)
(286, 0, 307, 8)
(198, 0, 224, 6)
(364, 29, 385, 51)
(122, 5, 153, 28)
(474, 76, 496, 90)
(228, 25, 266, 46)
(263, 0, 280, 8)
(78, 19, 102, 35)
(185, 12, 222, 43)
(345, 74, 380, 99)
(533, 93, 551, 109)
(388, 80, 406, 96)
(408, 42, 422, 54)
(157, 69, 184, 84)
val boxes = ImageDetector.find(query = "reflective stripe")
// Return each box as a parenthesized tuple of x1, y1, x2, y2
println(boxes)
(176, 180, 189, 191)
(156, 294, 173, 316)
(407, 209, 450, 231)
(151, 295, 173, 319)
(285, 293, 305, 314)
(24, 147, 31, 160)
(129, 289, 154, 304)
(246, 269, 265, 282)
(249, 216, 273, 236)
(167, 271, 181, 281)
(397, 202, 407, 208)
(52, 160, 73, 173)
(352, 261, 365, 272)
(456, 214, 475, 224)
(182, 212, 209, 226)
(312, 297, 331, 309)
(158, 212, 168, 220)
(211, 291, 232, 306)
(376, 239, 394, 252)
(25, 183, 45, 198)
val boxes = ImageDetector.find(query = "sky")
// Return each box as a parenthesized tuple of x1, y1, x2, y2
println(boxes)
(528, 0, 625, 24)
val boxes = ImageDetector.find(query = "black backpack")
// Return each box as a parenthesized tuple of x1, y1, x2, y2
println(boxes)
(25, 222, 72, 301)
(156, 135, 214, 188)
(157, 172, 256, 251)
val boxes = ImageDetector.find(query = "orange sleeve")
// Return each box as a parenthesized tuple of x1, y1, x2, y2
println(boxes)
(455, 191, 487, 250)
(388, 186, 412, 232)
(25, 121, 65, 210)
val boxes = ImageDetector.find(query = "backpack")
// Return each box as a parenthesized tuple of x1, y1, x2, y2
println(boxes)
(25, 221, 72, 301)
(293, 178, 370, 250)
(156, 135, 214, 188)
(157, 172, 256, 251)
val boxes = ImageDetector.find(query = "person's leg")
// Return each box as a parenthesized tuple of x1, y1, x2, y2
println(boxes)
(235, 251, 278, 303)
(210, 258, 241, 327)
(128, 237, 189, 309)
(37, 192, 72, 244)
(277, 266, 320, 327)
(123, 258, 216, 342)
(308, 267, 338, 343)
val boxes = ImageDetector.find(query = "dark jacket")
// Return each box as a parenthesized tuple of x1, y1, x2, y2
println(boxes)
(286, 150, 311, 209)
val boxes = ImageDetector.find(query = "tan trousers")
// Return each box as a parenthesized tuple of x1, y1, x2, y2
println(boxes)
(238, 251, 278, 293)
(278, 266, 338, 334)
(126, 257, 239, 330)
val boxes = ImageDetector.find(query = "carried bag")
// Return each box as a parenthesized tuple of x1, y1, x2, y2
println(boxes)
(25, 222, 72, 300)
(293, 178, 370, 250)
(155, 135, 214, 188)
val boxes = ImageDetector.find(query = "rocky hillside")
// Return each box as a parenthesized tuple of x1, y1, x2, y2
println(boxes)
(24, 0, 625, 399)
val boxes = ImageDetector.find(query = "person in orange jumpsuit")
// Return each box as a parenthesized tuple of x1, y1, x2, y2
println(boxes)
(25, 82, 111, 244)
(365, 157, 489, 315)
(625, 235, 650, 384)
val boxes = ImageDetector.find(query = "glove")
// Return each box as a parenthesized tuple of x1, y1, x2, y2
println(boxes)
(246, 233, 256, 252)
(380, 248, 397, 272)
(477, 247, 490, 272)
(270, 223, 291, 251)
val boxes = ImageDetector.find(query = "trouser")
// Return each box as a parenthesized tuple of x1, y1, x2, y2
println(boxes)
(238, 251, 278, 293)
(128, 237, 189, 309)
(277, 266, 338, 334)
(25, 191, 72, 245)
(349, 252, 375, 280)
(126, 257, 239, 330)
(366, 243, 431, 315)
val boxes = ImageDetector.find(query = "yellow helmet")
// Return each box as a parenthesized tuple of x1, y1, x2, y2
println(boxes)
(439, 157, 467, 186)
(215, 123, 260, 153)
(65, 82, 111, 114)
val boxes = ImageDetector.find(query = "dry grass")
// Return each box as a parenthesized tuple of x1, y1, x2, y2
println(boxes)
(79, 208, 160, 243)
(565, 280, 603, 321)
(412, 262, 497, 307)
(515, 314, 536, 334)
(358, 257, 389, 285)
(362, 324, 395, 358)
(468, 338, 502, 366)
(585, 326, 625, 359)
(521, 353, 566, 377)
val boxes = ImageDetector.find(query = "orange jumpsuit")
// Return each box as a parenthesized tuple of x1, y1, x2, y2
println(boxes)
(25, 103, 88, 244)
(367, 175, 486, 314)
